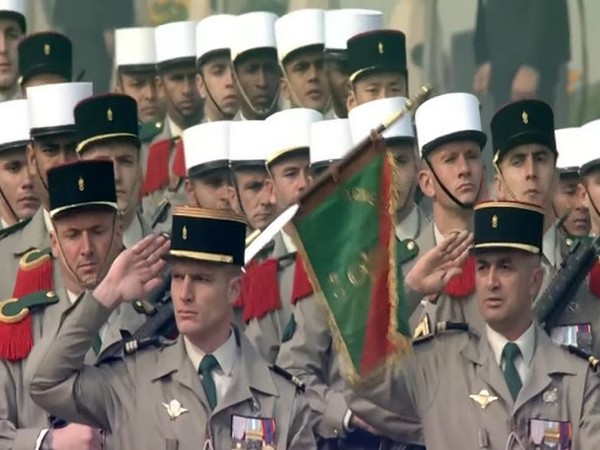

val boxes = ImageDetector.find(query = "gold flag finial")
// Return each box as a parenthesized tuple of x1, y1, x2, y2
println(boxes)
(491, 214, 498, 229)
(521, 111, 529, 125)
(107, 108, 114, 122)
(43, 44, 51, 56)
(182, 225, 188, 240)
(378, 41, 384, 54)
(78, 176, 85, 192)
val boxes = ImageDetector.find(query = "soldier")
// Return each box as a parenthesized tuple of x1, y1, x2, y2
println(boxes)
(142, 21, 203, 225)
(0, 159, 143, 450)
(243, 108, 322, 364)
(230, 12, 280, 121)
(195, 15, 240, 123)
(18, 32, 72, 94)
(275, 9, 331, 114)
(0, 99, 39, 230)
(346, 30, 408, 111)
(0, 82, 92, 299)
(348, 96, 428, 241)
(580, 119, 600, 236)
(348, 200, 600, 448)
(75, 94, 152, 247)
(553, 127, 589, 238)
(323, 9, 383, 119)
(182, 121, 236, 211)
(309, 118, 352, 177)
(114, 27, 164, 175)
(229, 120, 276, 232)
(0, 0, 25, 102)
(30, 208, 317, 449)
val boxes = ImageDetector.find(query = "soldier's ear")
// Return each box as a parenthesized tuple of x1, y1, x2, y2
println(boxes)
(49, 230, 60, 259)
(279, 77, 291, 102)
(418, 169, 435, 199)
(196, 73, 207, 99)
(184, 178, 199, 207)
(156, 75, 165, 98)
(494, 173, 505, 201)
(346, 87, 357, 112)
(26, 143, 36, 176)
(227, 273, 242, 306)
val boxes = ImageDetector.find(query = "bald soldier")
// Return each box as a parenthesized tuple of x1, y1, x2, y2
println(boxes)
(0, 0, 25, 102)
(0, 82, 92, 299)
(347, 201, 600, 448)
(0, 100, 39, 231)
(0, 159, 146, 450)
(30, 208, 316, 449)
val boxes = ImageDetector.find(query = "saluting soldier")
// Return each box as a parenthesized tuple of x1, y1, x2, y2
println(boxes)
(275, 9, 331, 115)
(346, 29, 408, 111)
(348, 201, 600, 449)
(0, 100, 39, 230)
(243, 108, 322, 364)
(0, 0, 25, 103)
(0, 159, 142, 450)
(142, 21, 202, 226)
(195, 15, 240, 123)
(114, 27, 164, 176)
(323, 9, 383, 119)
(0, 82, 92, 299)
(230, 12, 280, 121)
(30, 208, 317, 450)
(552, 127, 589, 238)
(18, 32, 73, 94)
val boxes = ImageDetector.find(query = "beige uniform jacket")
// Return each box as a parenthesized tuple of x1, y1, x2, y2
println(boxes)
(348, 325, 600, 449)
(29, 292, 317, 450)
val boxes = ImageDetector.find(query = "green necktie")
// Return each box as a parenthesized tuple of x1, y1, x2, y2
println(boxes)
(91, 333, 102, 355)
(502, 342, 522, 400)
(199, 355, 220, 410)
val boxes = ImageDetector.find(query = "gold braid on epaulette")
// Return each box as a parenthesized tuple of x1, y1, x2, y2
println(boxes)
(18, 248, 52, 271)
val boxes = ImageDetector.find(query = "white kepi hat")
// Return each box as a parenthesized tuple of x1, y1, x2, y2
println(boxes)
(230, 12, 277, 63)
(0, 99, 29, 151)
(155, 21, 197, 68)
(580, 119, 600, 176)
(555, 127, 582, 174)
(415, 92, 486, 156)
(275, 9, 325, 63)
(27, 82, 93, 138)
(348, 96, 415, 145)
(196, 14, 235, 65)
(115, 27, 156, 69)
(310, 119, 352, 170)
(230, 120, 267, 169)
(325, 9, 383, 53)
(183, 121, 230, 177)
(265, 108, 323, 165)
(0, 0, 25, 31)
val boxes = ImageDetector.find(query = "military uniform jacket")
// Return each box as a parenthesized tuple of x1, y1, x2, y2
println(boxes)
(29, 292, 317, 450)
(276, 293, 423, 446)
(0, 268, 146, 450)
(244, 232, 297, 364)
(347, 325, 600, 449)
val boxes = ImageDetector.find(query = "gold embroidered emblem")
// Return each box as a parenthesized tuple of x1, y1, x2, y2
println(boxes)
(522, 111, 529, 125)
(182, 225, 188, 240)
(491, 215, 498, 229)
(43, 44, 51, 56)
(378, 41, 384, 54)
(78, 176, 85, 192)
(107, 108, 113, 122)
(469, 389, 498, 410)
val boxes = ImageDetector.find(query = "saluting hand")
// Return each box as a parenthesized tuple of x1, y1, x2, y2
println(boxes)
(93, 234, 171, 309)
(405, 230, 473, 297)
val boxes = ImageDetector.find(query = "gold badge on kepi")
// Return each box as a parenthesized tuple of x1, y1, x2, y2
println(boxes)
(469, 389, 498, 410)
(107, 108, 113, 122)
(521, 111, 529, 124)
(182, 225, 188, 240)
(78, 176, 85, 192)
(43, 43, 51, 56)
(378, 41, 384, 54)
(491, 215, 498, 229)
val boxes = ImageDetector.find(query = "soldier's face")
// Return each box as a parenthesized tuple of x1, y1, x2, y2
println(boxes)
(347, 72, 408, 111)
(157, 63, 203, 121)
(234, 54, 279, 114)
(495, 144, 557, 207)
(233, 168, 275, 231)
(325, 58, 350, 118)
(0, 148, 40, 223)
(185, 168, 234, 211)
(281, 48, 330, 113)
(581, 170, 600, 234)
(171, 259, 241, 341)
(21, 73, 68, 95)
(389, 143, 418, 213)
(197, 55, 239, 119)
(269, 154, 311, 211)
(475, 250, 543, 337)
(419, 140, 483, 209)
(0, 18, 22, 90)
(80, 141, 141, 213)
(553, 175, 590, 237)
(117, 72, 161, 123)
(51, 210, 122, 290)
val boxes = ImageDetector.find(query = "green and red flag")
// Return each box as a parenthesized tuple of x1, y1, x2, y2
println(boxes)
(291, 138, 412, 384)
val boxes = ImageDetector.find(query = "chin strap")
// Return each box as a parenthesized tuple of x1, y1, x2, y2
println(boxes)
(492, 154, 519, 201)
(424, 156, 482, 210)
(0, 186, 19, 225)
(199, 73, 234, 121)
(231, 64, 279, 119)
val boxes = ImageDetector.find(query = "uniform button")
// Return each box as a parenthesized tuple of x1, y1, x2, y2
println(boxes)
(333, 428, 339, 436)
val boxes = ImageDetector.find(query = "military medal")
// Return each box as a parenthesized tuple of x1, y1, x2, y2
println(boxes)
(162, 399, 189, 420)
(469, 389, 498, 409)
(529, 419, 572, 450)
(542, 387, 558, 405)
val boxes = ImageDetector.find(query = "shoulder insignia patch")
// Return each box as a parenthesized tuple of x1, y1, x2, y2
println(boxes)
(269, 364, 305, 393)
(397, 238, 419, 266)
(0, 290, 58, 324)
(0, 217, 32, 240)
(563, 344, 600, 372)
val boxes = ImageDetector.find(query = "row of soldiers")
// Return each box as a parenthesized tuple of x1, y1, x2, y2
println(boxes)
(0, 0, 599, 449)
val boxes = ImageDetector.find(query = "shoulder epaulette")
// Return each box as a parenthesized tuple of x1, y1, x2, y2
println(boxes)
(139, 120, 164, 143)
(291, 254, 313, 305)
(18, 247, 52, 269)
(269, 364, 305, 393)
(0, 217, 31, 240)
(171, 139, 186, 179)
(563, 345, 600, 372)
(124, 335, 175, 355)
(0, 290, 58, 323)
(412, 314, 472, 345)
(142, 138, 175, 195)
(241, 258, 282, 322)
(397, 238, 419, 265)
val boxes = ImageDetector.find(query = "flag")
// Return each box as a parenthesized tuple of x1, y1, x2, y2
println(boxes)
(291, 138, 412, 384)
